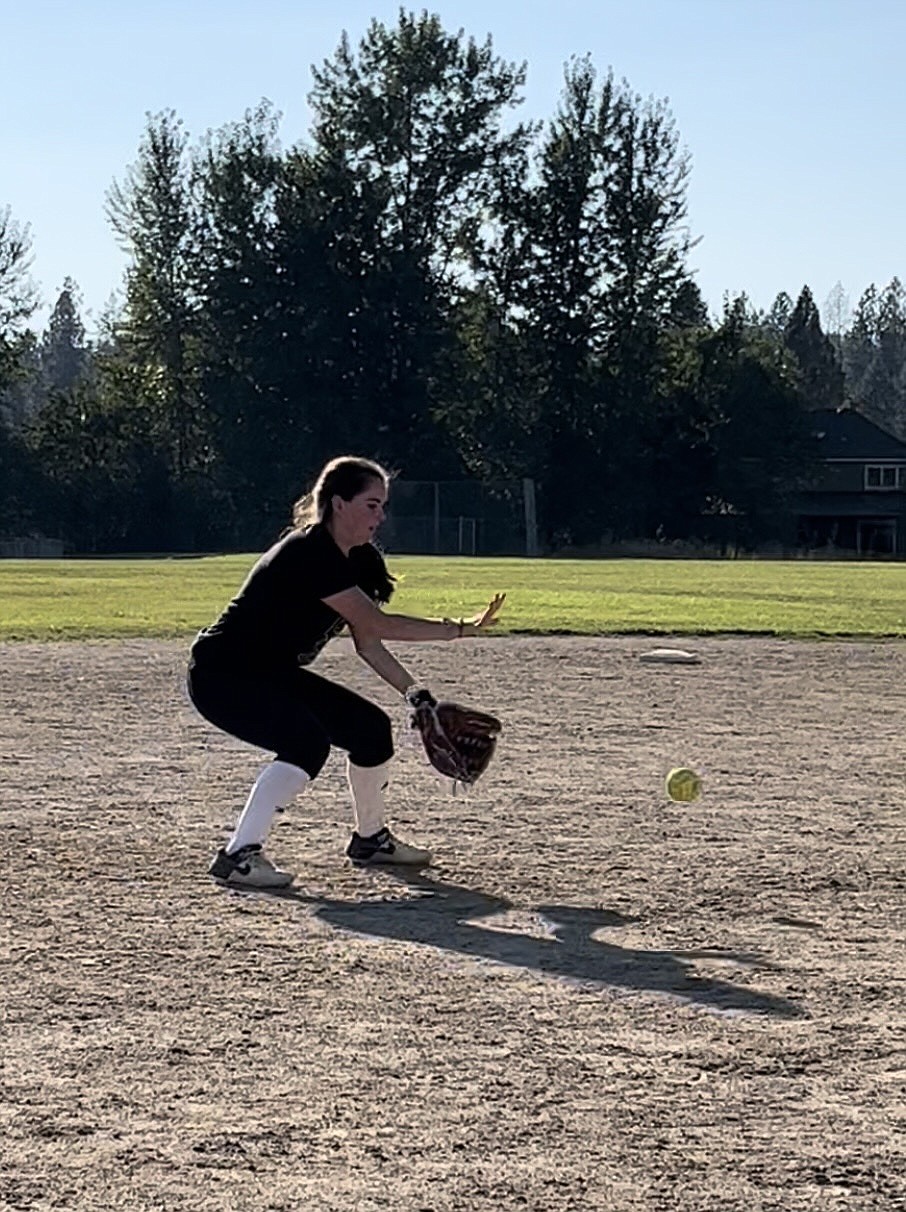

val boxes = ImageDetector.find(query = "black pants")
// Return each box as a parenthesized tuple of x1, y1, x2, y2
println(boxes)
(187, 660, 394, 776)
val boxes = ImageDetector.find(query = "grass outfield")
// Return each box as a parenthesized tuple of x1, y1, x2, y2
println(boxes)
(1, 554, 905, 640)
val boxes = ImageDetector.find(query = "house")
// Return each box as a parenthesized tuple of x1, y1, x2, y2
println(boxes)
(796, 408, 906, 555)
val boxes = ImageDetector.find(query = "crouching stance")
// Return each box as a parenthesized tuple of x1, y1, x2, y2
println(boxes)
(187, 455, 505, 889)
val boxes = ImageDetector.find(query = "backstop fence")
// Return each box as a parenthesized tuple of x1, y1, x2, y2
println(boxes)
(0, 536, 65, 558)
(382, 478, 538, 557)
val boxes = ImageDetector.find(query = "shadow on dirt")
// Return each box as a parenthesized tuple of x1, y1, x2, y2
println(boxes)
(257, 869, 802, 1019)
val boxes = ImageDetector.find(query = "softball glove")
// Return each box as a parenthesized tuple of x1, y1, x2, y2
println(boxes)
(406, 688, 502, 786)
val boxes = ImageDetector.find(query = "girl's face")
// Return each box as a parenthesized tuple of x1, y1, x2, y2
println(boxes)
(331, 477, 388, 549)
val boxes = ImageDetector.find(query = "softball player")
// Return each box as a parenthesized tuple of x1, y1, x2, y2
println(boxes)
(187, 455, 505, 888)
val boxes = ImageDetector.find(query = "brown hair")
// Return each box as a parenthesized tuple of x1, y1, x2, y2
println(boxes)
(291, 456, 391, 531)
(291, 456, 396, 603)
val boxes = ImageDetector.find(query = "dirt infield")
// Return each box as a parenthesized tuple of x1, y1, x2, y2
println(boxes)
(2, 636, 905, 1211)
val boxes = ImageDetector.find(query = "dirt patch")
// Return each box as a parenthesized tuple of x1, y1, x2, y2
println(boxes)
(2, 636, 905, 1211)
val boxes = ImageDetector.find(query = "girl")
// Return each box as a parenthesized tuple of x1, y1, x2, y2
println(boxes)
(187, 456, 505, 888)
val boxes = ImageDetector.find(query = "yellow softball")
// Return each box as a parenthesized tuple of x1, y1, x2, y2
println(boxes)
(665, 766, 702, 802)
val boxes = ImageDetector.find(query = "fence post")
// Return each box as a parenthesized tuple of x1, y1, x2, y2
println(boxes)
(523, 478, 539, 556)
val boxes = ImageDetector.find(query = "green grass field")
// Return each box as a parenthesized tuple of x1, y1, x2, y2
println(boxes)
(1, 554, 905, 640)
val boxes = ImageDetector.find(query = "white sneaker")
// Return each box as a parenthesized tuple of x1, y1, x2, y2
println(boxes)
(346, 827, 432, 867)
(208, 844, 295, 889)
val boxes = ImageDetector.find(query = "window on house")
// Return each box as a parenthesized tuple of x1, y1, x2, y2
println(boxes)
(865, 465, 899, 490)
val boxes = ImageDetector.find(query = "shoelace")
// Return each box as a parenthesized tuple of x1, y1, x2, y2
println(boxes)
(229, 844, 273, 873)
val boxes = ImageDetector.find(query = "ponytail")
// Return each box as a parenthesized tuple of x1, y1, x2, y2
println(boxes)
(347, 542, 396, 604)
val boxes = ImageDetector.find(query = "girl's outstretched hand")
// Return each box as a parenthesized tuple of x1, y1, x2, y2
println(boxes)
(463, 592, 506, 634)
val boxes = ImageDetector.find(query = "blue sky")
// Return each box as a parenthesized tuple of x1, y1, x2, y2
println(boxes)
(3, 0, 904, 333)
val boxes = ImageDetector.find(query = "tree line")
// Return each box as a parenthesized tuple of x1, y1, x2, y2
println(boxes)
(1, 11, 904, 554)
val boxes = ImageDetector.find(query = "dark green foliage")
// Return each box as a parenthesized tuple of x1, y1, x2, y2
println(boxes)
(783, 285, 844, 411)
(643, 298, 820, 550)
(0, 207, 38, 349)
(0, 207, 39, 408)
(501, 57, 699, 544)
(42, 279, 89, 395)
(106, 111, 205, 479)
(701, 303, 819, 549)
(842, 279, 906, 440)
(306, 11, 531, 482)
(192, 102, 291, 544)
(0, 421, 40, 536)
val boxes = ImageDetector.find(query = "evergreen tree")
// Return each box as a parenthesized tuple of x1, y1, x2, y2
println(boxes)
(0, 208, 38, 334)
(874, 278, 906, 436)
(514, 57, 618, 542)
(0, 416, 40, 535)
(763, 291, 794, 337)
(668, 279, 709, 329)
(41, 278, 89, 394)
(599, 76, 694, 382)
(514, 58, 697, 542)
(0, 330, 41, 430)
(842, 281, 906, 438)
(193, 102, 288, 541)
(307, 10, 530, 476)
(783, 285, 844, 411)
(842, 284, 878, 408)
(697, 299, 818, 549)
(849, 284, 879, 341)
(273, 144, 396, 466)
(0, 208, 43, 529)
(0, 206, 39, 394)
(106, 112, 203, 478)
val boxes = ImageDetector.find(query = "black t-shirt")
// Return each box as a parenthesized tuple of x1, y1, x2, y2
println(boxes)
(191, 524, 360, 671)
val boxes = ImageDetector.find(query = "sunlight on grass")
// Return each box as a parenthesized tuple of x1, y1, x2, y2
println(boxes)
(1, 555, 905, 641)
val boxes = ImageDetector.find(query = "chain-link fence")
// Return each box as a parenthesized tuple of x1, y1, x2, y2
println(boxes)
(381, 479, 538, 556)
(0, 536, 64, 557)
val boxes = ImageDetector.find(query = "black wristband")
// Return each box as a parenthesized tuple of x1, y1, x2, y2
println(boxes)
(405, 686, 436, 708)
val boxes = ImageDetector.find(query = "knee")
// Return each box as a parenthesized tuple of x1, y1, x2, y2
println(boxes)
(276, 730, 331, 778)
(349, 705, 394, 768)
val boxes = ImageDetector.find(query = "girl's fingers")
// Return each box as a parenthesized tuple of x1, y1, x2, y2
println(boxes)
(478, 593, 506, 627)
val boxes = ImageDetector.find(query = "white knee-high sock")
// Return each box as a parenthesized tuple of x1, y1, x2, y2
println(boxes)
(346, 759, 389, 838)
(226, 760, 310, 854)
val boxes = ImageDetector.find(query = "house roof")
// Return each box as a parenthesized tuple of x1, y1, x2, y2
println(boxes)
(811, 408, 906, 460)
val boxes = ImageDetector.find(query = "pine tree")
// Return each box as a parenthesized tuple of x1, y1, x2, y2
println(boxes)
(106, 111, 202, 478)
(0, 206, 39, 396)
(193, 102, 288, 540)
(764, 291, 794, 337)
(306, 11, 530, 475)
(514, 58, 697, 541)
(41, 278, 88, 394)
(856, 278, 906, 437)
(783, 285, 844, 411)
(841, 281, 906, 438)
(691, 298, 818, 549)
